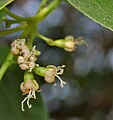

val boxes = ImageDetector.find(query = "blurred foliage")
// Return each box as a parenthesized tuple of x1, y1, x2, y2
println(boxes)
(67, 0, 113, 31)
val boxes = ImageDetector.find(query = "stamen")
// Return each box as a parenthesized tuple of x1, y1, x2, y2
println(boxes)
(32, 45, 36, 54)
(26, 90, 32, 108)
(55, 75, 66, 88)
(57, 65, 65, 75)
(21, 89, 36, 111)
(32, 89, 36, 99)
(21, 95, 29, 111)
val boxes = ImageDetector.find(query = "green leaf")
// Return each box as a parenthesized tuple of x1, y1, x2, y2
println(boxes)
(0, 46, 48, 120)
(0, 0, 14, 10)
(0, 11, 4, 25)
(67, 0, 113, 31)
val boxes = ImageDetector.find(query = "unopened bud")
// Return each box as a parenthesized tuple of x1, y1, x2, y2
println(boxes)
(29, 55, 37, 62)
(19, 63, 28, 70)
(11, 47, 20, 55)
(21, 45, 30, 56)
(17, 56, 25, 64)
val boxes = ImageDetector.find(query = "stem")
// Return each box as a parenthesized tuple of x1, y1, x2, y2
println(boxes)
(0, 24, 27, 36)
(2, 17, 21, 28)
(36, 33, 54, 45)
(19, 24, 32, 39)
(37, 0, 48, 13)
(2, 7, 34, 21)
(27, 24, 37, 48)
(0, 52, 13, 81)
(35, 0, 62, 22)
(24, 71, 34, 82)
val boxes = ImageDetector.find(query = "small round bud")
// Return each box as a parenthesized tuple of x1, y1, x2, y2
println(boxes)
(64, 40, 75, 52)
(21, 45, 30, 56)
(28, 62, 36, 68)
(19, 63, 28, 70)
(20, 80, 40, 94)
(11, 47, 20, 55)
(20, 82, 29, 94)
(11, 41, 16, 47)
(17, 56, 24, 64)
(29, 55, 37, 62)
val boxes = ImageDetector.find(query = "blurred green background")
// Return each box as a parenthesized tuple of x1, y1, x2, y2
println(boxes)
(1, 0, 113, 120)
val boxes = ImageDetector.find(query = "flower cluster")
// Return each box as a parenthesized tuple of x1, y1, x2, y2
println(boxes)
(10, 37, 86, 111)
(11, 39, 38, 72)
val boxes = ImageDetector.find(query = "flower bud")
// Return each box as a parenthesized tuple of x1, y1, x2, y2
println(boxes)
(20, 82, 30, 94)
(64, 35, 75, 52)
(11, 47, 20, 55)
(19, 63, 28, 70)
(64, 40, 75, 52)
(29, 55, 37, 62)
(28, 62, 36, 72)
(20, 45, 30, 56)
(17, 56, 25, 64)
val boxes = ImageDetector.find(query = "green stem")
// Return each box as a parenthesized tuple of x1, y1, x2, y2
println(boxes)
(27, 24, 37, 48)
(19, 24, 32, 39)
(37, 0, 48, 13)
(36, 33, 54, 45)
(0, 24, 27, 36)
(2, 17, 21, 28)
(2, 7, 34, 21)
(0, 52, 13, 81)
(34, 0, 62, 22)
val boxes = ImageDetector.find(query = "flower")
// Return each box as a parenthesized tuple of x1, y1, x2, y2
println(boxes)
(20, 79, 40, 111)
(45, 65, 66, 88)
(64, 36, 87, 52)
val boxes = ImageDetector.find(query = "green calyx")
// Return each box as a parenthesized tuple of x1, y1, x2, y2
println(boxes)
(24, 71, 34, 82)
(33, 66, 48, 77)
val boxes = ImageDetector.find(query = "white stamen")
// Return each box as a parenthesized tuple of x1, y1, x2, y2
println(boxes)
(27, 90, 32, 108)
(21, 89, 36, 111)
(32, 89, 36, 99)
(55, 75, 66, 88)
(21, 95, 29, 111)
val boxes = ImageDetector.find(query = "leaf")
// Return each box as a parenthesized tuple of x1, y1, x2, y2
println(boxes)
(0, 46, 48, 120)
(0, 0, 14, 10)
(67, 0, 113, 31)
(0, 11, 4, 26)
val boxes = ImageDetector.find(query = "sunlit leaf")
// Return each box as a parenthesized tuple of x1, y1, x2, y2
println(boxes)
(67, 0, 113, 31)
